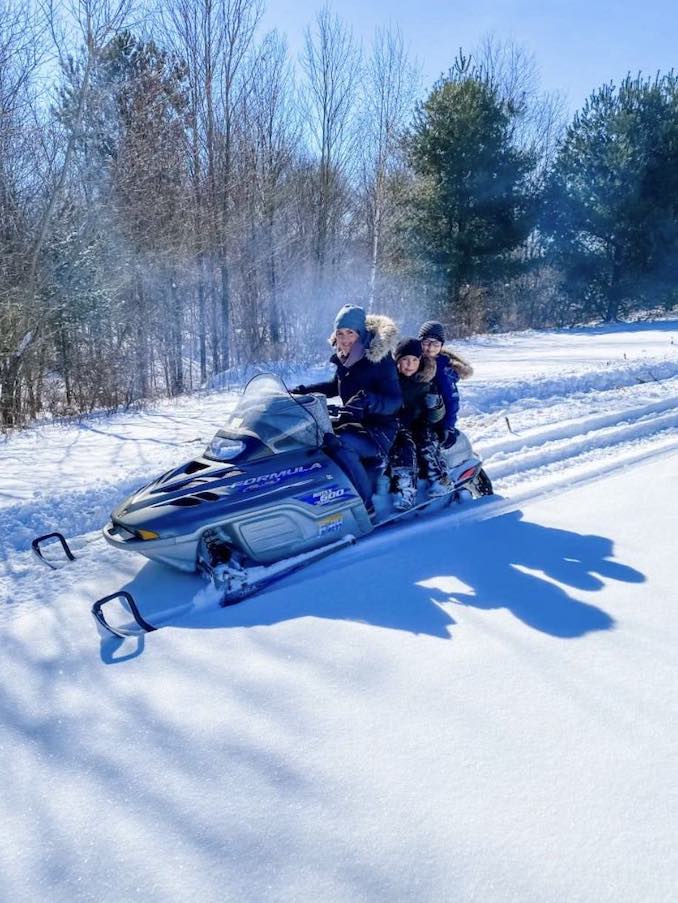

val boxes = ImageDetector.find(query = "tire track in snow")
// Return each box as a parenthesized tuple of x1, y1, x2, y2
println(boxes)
(463, 357, 678, 414)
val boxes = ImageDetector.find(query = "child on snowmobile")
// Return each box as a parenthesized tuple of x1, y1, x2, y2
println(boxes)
(292, 304, 401, 517)
(417, 320, 473, 464)
(389, 337, 448, 510)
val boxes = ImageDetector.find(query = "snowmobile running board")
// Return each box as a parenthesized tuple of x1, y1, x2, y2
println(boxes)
(32, 532, 76, 569)
(91, 535, 357, 639)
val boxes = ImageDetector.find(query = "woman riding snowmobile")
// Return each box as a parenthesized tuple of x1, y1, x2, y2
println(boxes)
(292, 304, 401, 517)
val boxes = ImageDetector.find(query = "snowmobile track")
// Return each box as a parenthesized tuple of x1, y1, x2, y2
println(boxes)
(483, 401, 678, 485)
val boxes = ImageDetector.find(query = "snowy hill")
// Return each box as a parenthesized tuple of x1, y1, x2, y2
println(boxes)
(1, 321, 677, 902)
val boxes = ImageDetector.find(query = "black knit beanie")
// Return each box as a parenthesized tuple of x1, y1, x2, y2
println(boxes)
(394, 337, 423, 361)
(418, 320, 445, 344)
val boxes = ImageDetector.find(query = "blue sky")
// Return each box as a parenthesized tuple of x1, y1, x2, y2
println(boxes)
(261, 0, 678, 114)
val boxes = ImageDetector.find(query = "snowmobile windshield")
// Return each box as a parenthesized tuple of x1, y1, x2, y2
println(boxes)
(205, 374, 332, 460)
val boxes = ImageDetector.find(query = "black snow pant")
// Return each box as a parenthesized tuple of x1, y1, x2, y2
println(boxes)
(389, 425, 447, 484)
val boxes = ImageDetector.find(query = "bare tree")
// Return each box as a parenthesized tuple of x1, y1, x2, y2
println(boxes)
(158, 0, 261, 374)
(361, 25, 419, 310)
(0, 0, 46, 425)
(235, 30, 298, 350)
(32, 0, 135, 287)
(0, 0, 135, 425)
(474, 33, 566, 181)
(214, 0, 262, 369)
(157, 0, 217, 380)
(300, 5, 359, 282)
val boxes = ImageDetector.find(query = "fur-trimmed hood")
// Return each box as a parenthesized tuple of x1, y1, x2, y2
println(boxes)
(440, 348, 473, 379)
(412, 354, 437, 383)
(330, 314, 399, 364)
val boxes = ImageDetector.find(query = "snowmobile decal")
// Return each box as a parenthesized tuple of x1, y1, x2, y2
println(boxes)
(234, 461, 324, 493)
(319, 514, 344, 536)
(297, 485, 357, 506)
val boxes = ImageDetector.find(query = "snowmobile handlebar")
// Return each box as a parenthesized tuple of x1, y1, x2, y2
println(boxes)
(327, 403, 365, 425)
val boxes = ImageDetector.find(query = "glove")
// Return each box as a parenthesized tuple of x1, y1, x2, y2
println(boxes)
(322, 431, 342, 451)
(341, 391, 368, 421)
(424, 393, 443, 410)
(440, 428, 459, 449)
(290, 385, 307, 395)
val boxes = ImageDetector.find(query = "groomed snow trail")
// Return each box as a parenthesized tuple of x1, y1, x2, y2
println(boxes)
(1, 320, 677, 903)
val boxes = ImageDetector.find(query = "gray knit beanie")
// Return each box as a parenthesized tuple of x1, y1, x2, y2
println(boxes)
(334, 304, 367, 341)
(418, 320, 445, 344)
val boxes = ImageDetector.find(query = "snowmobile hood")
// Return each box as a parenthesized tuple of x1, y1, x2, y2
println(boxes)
(110, 449, 332, 539)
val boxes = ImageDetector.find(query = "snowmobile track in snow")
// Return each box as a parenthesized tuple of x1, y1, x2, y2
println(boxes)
(480, 394, 678, 487)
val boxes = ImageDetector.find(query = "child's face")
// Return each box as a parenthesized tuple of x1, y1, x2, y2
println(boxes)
(421, 338, 443, 359)
(397, 355, 420, 377)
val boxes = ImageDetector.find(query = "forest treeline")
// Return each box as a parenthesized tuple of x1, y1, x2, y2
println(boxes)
(2, 0, 677, 427)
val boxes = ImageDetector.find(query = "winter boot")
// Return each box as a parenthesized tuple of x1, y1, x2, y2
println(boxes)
(392, 468, 417, 511)
(427, 474, 453, 498)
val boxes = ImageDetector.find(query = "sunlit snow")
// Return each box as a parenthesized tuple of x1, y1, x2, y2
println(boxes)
(1, 320, 677, 902)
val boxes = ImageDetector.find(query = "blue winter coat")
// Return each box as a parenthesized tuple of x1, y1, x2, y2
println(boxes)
(433, 350, 473, 432)
(305, 314, 402, 453)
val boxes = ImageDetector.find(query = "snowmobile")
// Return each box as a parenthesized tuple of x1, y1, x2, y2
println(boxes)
(32, 374, 492, 639)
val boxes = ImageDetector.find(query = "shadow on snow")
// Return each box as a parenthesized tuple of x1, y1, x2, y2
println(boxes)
(100, 501, 643, 662)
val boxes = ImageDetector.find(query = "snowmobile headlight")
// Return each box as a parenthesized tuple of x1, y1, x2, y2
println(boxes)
(206, 437, 246, 461)
(137, 529, 160, 540)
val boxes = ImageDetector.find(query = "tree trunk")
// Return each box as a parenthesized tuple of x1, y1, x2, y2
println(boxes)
(197, 253, 207, 382)
(135, 273, 149, 398)
(220, 261, 230, 370)
(169, 274, 183, 394)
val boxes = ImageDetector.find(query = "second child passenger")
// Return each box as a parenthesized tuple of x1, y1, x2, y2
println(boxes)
(389, 337, 448, 511)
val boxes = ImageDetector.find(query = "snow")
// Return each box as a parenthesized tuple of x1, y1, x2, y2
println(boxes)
(1, 320, 677, 902)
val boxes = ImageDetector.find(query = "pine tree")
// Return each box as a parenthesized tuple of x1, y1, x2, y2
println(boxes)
(404, 58, 536, 331)
(545, 72, 678, 321)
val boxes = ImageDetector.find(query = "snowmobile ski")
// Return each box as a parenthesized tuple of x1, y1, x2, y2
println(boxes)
(92, 591, 158, 638)
(214, 535, 357, 607)
(91, 535, 356, 638)
(32, 532, 76, 569)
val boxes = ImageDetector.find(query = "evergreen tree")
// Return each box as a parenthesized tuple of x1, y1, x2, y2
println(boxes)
(545, 73, 678, 321)
(404, 58, 536, 330)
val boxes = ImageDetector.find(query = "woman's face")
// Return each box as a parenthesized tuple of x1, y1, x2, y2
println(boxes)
(421, 338, 443, 359)
(336, 328, 360, 356)
(397, 355, 420, 377)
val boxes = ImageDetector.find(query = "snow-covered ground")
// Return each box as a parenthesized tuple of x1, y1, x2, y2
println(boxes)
(1, 320, 677, 902)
